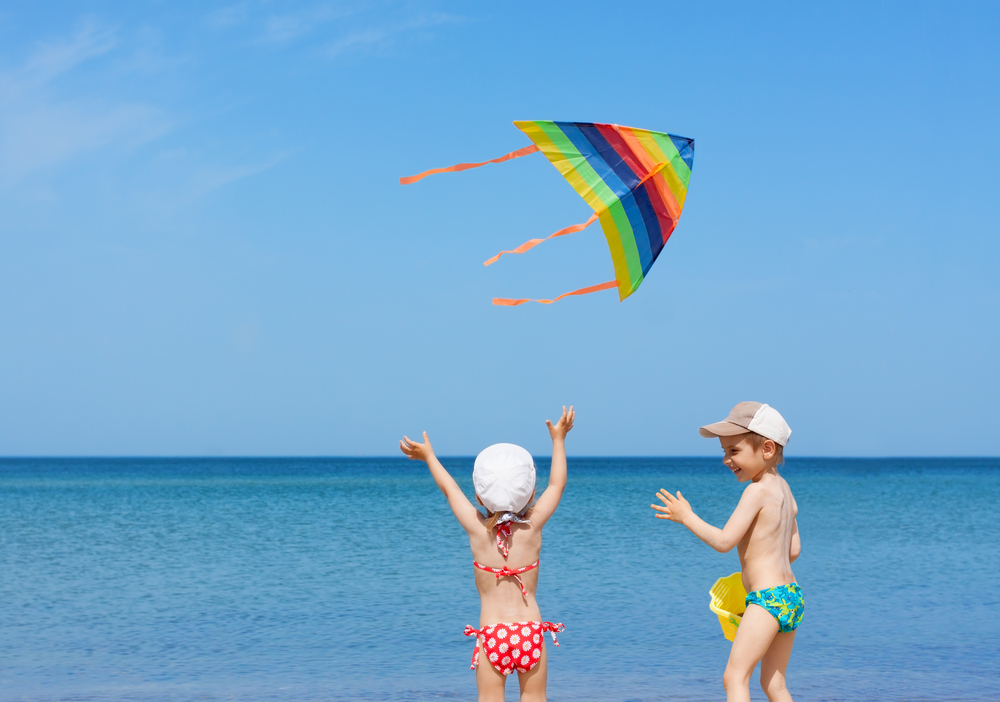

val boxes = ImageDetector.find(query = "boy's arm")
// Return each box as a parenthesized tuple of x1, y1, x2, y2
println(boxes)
(789, 518, 801, 562)
(651, 484, 764, 553)
(526, 406, 574, 527)
(400, 432, 482, 534)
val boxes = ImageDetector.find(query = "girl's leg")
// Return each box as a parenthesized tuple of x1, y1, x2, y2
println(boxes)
(759, 630, 796, 702)
(723, 604, 779, 702)
(517, 642, 547, 702)
(475, 653, 507, 702)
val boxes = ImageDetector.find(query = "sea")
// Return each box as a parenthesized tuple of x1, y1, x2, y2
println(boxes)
(1, 457, 997, 701)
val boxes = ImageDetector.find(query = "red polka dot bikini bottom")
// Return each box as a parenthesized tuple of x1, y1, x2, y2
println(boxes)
(463, 621, 564, 675)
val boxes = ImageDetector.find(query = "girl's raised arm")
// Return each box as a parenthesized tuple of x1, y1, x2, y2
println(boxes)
(529, 405, 574, 527)
(401, 432, 482, 534)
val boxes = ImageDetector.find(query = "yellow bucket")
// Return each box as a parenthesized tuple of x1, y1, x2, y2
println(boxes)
(709, 572, 747, 642)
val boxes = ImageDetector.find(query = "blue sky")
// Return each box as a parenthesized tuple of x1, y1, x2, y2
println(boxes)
(1, 1, 997, 457)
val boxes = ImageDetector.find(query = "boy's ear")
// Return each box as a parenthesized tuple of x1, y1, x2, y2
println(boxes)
(762, 439, 777, 459)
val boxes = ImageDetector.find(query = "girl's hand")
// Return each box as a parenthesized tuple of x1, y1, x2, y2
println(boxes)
(400, 432, 435, 462)
(545, 405, 575, 441)
(651, 489, 693, 524)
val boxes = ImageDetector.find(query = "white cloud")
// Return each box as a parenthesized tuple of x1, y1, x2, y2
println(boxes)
(0, 21, 172, 186)
(206, 1, 356, 45)
(261, 4, 352, 45)
(15, 20, 117, 86)
(1, 102, 170, 181)
(323, 12, 467, 58)
(189, 150, 290, 197)
(204, 3, 467, 55)
(205, 3, 252, 30)
(325, 28, 388, 56)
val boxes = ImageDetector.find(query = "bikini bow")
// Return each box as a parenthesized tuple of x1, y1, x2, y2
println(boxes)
(473, 559, 539, 597)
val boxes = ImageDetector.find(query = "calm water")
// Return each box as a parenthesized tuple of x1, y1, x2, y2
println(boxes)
(1, 458, 997, 701)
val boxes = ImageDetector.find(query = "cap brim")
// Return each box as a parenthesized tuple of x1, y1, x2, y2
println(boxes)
(699, 422, 752, 439)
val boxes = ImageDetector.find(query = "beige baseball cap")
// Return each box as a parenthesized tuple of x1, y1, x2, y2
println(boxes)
(699, 401, 792, 447)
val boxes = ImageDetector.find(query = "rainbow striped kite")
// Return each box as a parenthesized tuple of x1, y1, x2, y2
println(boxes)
(401, 121, 694, 305)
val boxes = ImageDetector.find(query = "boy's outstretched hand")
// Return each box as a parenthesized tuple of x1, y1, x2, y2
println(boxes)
(651, 489, 693, 524)
(545, 405, 575, 441)
(400, 432, 436, 463)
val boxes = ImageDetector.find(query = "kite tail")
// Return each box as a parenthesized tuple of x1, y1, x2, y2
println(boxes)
(484, 213, 598, 266)
(481, 162, 661, 266)
(399, 145, 539, 185)
(493, 280, 617, 306)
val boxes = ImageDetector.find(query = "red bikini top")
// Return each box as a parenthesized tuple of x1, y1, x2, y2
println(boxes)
(472, 560, 539, 597)
(473, 513, 538, 596)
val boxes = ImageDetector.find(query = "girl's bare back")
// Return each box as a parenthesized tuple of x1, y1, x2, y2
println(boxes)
(469, 516, 544, 624)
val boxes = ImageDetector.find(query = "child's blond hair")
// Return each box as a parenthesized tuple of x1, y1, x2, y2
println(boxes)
(482, 497, 534, 534)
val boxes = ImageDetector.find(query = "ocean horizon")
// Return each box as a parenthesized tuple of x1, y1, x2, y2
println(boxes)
(2, 456, 997, 701)
(4, 455, 996, 458)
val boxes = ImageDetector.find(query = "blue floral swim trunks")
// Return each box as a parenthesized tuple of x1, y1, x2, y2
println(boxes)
(745, 582, 804, 633)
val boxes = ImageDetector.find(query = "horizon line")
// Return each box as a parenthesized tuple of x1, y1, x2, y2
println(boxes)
(0, 454, 997, 460)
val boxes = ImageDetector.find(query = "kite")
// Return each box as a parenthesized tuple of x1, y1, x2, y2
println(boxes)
(401, 121, 694, 305)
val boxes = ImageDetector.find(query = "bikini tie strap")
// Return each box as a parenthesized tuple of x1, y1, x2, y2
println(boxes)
(463, 625, 486, 669)
(493, 512, 529, 559)
(541, 621, 565, 647)
(495, 523, 513, 559)
(473, 559, 539, 597)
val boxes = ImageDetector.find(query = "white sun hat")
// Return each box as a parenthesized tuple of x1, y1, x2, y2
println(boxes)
(473, 443, 537, 514)
(699, 401, 792, 447)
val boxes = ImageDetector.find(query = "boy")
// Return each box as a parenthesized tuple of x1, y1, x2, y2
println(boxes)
(651, 402, 802, 702)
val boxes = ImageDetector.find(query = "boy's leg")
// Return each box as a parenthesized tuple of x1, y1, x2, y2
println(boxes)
(476, 653, 507, 702)
(516, 642, 547, 702)
(723, 604, 779, 702)
(759, 630, 796, 702)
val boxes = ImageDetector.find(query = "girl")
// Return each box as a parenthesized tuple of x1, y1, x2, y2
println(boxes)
(399, 406, 574, 702)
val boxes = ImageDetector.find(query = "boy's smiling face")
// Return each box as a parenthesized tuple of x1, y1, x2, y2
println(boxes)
(719, 434, 773, 482)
